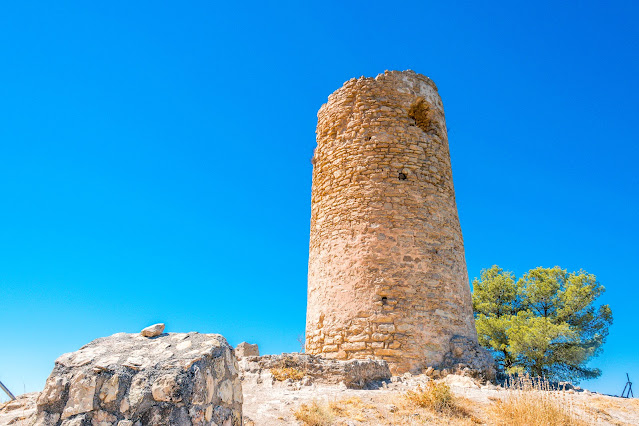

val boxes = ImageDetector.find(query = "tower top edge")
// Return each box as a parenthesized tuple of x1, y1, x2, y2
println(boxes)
(343, 70, 438, 92)
(317, 70, 441, 117)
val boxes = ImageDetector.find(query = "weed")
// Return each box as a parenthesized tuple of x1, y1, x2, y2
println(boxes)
(404, 381, 456, 413)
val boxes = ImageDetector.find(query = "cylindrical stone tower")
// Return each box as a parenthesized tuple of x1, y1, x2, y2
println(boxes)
(305, 70, 479, 374)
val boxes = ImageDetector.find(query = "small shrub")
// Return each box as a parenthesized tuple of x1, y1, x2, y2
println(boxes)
(398, 382, 479, 423)
(297, 334, 306, 353)
(270, 367, 305, 381)
(404, 381, 456, 413)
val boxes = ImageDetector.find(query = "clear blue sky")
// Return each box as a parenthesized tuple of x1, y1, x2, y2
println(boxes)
(1, 1, 637, 399)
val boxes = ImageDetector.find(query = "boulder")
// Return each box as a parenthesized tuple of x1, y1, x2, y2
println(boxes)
(234, 343, 259, 358)
(35, 332, 242, 425)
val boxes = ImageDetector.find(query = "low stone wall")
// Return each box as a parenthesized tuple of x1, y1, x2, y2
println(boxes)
(238, 353, 391, 389)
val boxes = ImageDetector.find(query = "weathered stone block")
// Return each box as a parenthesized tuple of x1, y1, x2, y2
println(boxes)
(345, 333, 369, 343)
(341, 342, 367, 351)
(234, 342, 259, 358)
(373, 349, 402, 357)
(377, 324, 396, 333)
(371, 333, 390, 341)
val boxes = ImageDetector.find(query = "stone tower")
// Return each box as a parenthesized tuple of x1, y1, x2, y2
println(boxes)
(305, 70, 484, 375)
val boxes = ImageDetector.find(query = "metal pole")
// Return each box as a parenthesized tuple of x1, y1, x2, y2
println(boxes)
(0, 380, 16, 401)
(622, 373, 634, 398)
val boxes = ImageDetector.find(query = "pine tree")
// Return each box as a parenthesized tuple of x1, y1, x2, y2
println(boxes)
(472, 265, 612, 382)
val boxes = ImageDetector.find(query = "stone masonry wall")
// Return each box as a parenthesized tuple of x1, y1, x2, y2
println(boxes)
(306, 70, 478, 374)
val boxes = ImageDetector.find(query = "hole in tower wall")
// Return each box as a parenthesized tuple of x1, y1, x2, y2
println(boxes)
(408, 97, 441, 136)
(381, 297, 388, 305)
(398, 172, 407, 180)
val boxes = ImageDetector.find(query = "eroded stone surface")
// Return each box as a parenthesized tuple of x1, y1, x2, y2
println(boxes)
(306, 70, 488, 374)
(34, 332, 242, 425)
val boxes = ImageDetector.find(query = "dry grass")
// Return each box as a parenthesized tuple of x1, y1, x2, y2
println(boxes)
(328, 397, 378, 422)
(285, 374, 639, 426)
(293, 400, 336, 426)
(582, 394, 639, 425)
(391, 381, 480, 425)
(284, 377, 639, 426)
(270, 367, 305, 381)
(490, 376, 587, 426)
(293, 397, 378, 426)
(590, 394, 639, 412)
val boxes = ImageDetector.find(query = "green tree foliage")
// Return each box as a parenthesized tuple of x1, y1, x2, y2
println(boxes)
(472, 265, 612, 382)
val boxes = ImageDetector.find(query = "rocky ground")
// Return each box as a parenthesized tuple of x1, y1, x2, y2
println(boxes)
(239, 365, 639, 426)
(4, 372, 637, 425)
(0, 393, 38, 425)
(2, 338, 637, 426)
